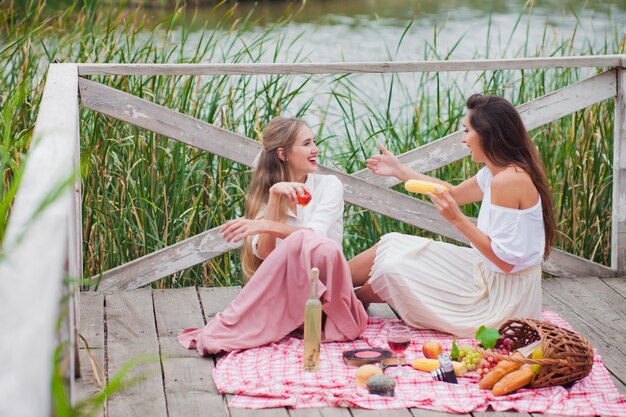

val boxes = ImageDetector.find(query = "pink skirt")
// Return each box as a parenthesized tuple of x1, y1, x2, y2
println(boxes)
(178, 230, 368, 355)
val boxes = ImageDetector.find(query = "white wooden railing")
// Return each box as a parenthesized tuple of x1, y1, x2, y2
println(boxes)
(0, 64, 81, 417)
(1, 55, 625, 416)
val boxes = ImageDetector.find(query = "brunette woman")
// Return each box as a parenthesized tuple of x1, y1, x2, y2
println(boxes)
(350, 94, 556, 338)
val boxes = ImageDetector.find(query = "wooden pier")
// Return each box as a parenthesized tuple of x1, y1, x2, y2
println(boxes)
(2, 56, 626, 416)
(75, 275, 626, 417)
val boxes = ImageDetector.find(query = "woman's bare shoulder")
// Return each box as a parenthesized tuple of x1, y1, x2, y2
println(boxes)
(491, 167, 538, 209)
(492, 166, 533, 185)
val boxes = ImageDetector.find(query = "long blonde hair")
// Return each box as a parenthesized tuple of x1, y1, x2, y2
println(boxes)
(241, 117, 309, 278)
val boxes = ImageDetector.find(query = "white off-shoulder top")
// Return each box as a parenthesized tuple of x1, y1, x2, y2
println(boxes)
(251, 173, 344, 259)
(474, 166, 545, 273)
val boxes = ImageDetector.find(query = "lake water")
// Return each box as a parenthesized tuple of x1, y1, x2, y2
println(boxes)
(43, 0, 626, 150)
(161, 0, 626, 62)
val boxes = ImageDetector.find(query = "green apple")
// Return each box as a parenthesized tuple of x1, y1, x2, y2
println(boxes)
(531, 346, 543, 375)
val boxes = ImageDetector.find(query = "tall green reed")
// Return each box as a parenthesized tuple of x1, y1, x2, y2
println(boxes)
(77, 2, 314, 288)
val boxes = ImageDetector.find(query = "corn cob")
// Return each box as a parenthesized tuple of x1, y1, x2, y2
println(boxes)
(411, 358, 467, 376)
(404, 180, 446, 195)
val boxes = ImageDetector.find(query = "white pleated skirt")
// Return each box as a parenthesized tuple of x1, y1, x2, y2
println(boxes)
(369, 233, 542, 338)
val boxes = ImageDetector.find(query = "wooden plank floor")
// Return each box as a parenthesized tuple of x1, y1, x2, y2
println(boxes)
(75, 276, 626, 417)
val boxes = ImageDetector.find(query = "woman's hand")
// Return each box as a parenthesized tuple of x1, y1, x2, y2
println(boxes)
(427, 188, 466, 227)
(269, 182, 310, 203)
(429, 188, 515, 273)
(366, 145, 402, 178)
(220, 218, 267, 243)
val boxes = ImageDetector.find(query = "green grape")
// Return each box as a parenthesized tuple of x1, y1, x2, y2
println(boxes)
(458, 344, 473, 361)
(459, 346, 483, 372)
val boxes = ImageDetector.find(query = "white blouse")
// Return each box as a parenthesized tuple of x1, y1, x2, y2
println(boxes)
(474, 167, 545, 273)
(251, 173, 344, 258)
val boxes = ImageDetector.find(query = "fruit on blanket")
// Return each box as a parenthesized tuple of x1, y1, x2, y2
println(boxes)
(477, 356, 498, 380)
(422, 340, 443, 359)
(366, 374, 396, 397)
(411, 358, 467, 376)
(495, 336, 514, 352)
(297, 189, 312, 206)
(404, 179, 446, 195)
(458, 344, 483, 371)
(477, 338, 514, 380)
(492, 365, 535, 396)
(531, 345, 543, 375)
(478, 352, 524, 390)
(355, 364, 383, 388)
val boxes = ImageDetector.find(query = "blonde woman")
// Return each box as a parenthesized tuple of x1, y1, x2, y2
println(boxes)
(350, 94, 556, 338)
(179, 117, 367, 355)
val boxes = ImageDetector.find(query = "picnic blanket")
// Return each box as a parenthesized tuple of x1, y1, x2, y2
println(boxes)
(213, 310, 626, 415)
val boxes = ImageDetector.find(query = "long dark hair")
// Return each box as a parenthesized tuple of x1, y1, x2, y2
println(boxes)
(466, 94, 556, 258)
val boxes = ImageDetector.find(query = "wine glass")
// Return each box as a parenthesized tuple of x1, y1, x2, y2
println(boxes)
(387, 324, 411, 376)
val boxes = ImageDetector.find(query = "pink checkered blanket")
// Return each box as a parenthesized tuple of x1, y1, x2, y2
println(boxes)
(213, 310, 626, 415)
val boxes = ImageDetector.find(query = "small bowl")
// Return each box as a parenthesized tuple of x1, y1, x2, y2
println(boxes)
(343, 348, 393, 366)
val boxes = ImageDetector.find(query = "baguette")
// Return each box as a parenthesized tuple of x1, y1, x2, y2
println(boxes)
(478, 352, 524, 390)
(492, 365, 535, 396)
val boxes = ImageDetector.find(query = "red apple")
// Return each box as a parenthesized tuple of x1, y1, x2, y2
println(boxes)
(422, 340, 443, 359)
(297, 190, 312, 206)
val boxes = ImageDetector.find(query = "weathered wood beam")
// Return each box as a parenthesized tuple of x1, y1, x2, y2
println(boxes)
(68, 95, 83, 388)
(75, 292, 104, 417)
(543, 248, 614, 278)
(78, 80, 261, 166)
(153, 287, 233, 417)
(612, 67, 626, 274)
(353, 69, 618, 187)
(77, 55, 624, 76)
(105, 290, 166, 416)
(96, 227, 242, 293)
(0, 64, 79, 417)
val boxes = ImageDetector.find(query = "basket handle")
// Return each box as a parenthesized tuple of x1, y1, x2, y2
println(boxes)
(476, 347, 568, 367)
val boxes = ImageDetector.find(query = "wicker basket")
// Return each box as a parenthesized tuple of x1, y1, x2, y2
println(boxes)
(477, 318, 594, 388)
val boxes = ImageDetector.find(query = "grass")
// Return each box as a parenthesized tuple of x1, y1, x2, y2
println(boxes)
(1, 0, 625, 292)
